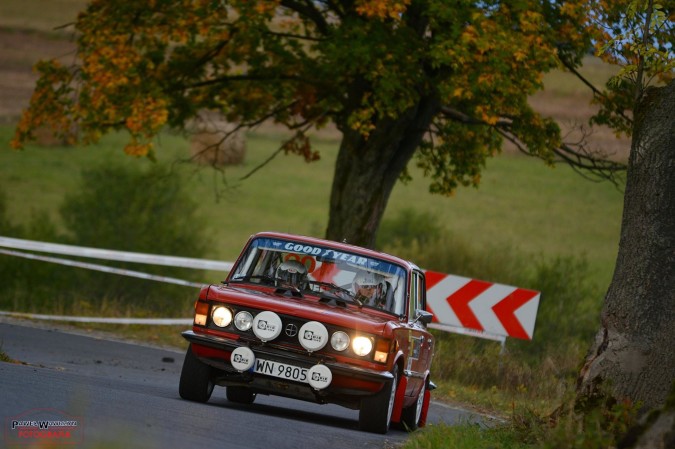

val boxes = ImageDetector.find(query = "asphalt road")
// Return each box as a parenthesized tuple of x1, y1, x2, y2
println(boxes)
(0, 318, 485, 449)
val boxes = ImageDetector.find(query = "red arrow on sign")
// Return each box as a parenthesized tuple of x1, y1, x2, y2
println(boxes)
(491, 289, 540, 340)
(446, 279, 492, 331)
(424, 270, 541, 340)
(424, 271, 445, 323)
(424, 270, 446, 290)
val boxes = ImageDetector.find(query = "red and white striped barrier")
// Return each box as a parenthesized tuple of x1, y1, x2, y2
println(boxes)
(1, 237, 541, 340)
(424, 270, 540, 341)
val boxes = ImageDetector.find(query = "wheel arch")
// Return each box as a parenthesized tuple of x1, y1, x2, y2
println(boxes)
(390, 354, 407, 423)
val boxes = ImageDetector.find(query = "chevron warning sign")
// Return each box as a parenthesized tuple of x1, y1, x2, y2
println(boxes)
(424, 270, 541, 340)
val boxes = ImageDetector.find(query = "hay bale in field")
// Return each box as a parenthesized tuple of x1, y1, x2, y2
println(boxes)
(189, 111, 246, 166)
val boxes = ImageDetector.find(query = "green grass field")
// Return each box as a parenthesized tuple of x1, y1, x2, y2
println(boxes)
(0, 125, 623, 289)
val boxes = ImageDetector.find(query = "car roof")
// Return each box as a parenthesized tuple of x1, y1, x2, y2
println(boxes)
(250, 231, 421, 272)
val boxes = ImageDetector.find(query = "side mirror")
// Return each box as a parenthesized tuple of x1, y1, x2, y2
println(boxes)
(412, 309, 433, 326)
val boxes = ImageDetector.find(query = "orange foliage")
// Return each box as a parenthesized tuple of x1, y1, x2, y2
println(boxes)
(10, 0, 651, 192)
(356, 0, 411, 20)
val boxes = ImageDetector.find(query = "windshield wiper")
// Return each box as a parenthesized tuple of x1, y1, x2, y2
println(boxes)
(307, 281, 362, 307)
(307, 280, 353, 297)
(228, 274, 276, 285)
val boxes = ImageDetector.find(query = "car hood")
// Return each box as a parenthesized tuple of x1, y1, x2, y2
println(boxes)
(205, 283, 395, 335)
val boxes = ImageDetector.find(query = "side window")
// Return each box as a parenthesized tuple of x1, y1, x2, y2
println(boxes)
(408, 271, 426, 321)
(415, 271, 426, 311)
(408, 272, 420, 320)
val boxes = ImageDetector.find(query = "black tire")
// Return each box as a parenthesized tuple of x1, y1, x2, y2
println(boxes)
(226, 386, 257, 404)
(359, 369, 398, 434)
(399, 380, 426, 431)
(179, 344, 215, 402)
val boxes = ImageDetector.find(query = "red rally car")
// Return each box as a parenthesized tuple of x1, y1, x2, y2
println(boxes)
(179, 232, 435, 433)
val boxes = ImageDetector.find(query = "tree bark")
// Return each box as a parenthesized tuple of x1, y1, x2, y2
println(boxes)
(577, 80, 675, 412)
(325, 95, 440, 248)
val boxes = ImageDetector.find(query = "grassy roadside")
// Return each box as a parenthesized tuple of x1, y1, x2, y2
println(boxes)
(0, 346, 17, 363)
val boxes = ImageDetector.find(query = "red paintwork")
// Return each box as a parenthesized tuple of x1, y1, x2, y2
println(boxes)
(391, 375, 408, 423)
(419, 389, 431, 428)
(193, 344, 231, 360)
(186, 232, 434, 424)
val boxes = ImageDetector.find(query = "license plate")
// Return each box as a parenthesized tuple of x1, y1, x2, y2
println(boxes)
(253, 358, 308, 383)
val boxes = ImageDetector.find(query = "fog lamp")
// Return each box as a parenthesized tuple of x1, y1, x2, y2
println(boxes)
(330, 331, 350, 351)
(234, 311, 253, 331)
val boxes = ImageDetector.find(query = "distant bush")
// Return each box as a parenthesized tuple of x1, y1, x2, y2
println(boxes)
(0, 189, 16, 234)
(57, 163, 210, 314)
(61, 163, 208, 255)
(376, 207, 443, 249)
(515, 256, 601, 358)
(0, 187, 69, 305)
(378, 208, 528, 285)
(378, 208, 604, 408)
(0, 164, 210, 316)
(0, 189, 20, 298)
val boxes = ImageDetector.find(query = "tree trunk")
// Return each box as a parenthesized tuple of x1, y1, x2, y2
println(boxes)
(325, 96, 440, 248)
(577, 80, 675, 412)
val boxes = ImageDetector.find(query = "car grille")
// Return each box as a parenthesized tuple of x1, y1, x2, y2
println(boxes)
(206, 304, 373, 361)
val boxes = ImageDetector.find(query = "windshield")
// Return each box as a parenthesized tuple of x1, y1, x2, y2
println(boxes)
(229, 237, 407, 316)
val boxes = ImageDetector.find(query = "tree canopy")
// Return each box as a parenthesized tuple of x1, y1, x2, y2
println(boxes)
(11, 0, 652, 246)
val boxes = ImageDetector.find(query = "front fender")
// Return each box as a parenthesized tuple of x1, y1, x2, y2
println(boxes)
(391, 373, 407, 423)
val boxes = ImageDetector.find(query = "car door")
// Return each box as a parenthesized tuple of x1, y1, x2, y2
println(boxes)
(402, 270, 434, 396)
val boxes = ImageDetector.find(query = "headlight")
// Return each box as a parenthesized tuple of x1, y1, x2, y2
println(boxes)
(212, 306, 233, 327)
(352, 336, 373, 356)
(331, 331, 350, 351)
(234, 311, 253, 331)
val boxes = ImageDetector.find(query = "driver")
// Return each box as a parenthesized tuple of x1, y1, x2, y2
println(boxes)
(353, 270, 386, 307)
(275, 260, 308, 290)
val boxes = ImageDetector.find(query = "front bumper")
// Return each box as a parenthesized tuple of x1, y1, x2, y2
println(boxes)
(182, 330, 393, 385)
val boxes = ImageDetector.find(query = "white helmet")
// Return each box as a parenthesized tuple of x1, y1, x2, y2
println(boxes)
(353, 271, 383, 304)
(275, 260, 308, 289)
(353, 271, 381, 289)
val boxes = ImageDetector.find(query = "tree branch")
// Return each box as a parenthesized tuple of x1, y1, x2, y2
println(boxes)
(441, 105, 627, 186)
(558, 54, 634, 127)
(635, 0, 655, 102)
(440, 105, 512, 127)
(179, 73, 300, 90)
(559, 56, 607, 99)
(496, 126, 627, 187)
(280, 0, 331, 36)
(239, 123, 315, 181)
(239, 146, 284, 181)
(264, 30, 325, 42)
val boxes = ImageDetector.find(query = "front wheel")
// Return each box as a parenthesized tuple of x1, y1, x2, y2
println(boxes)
(179, 344, 214, 403)
(359, 369, 398, 434)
